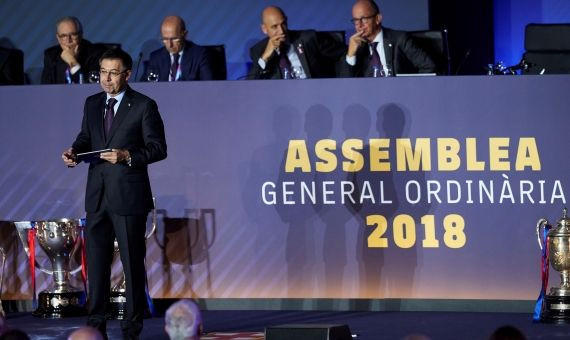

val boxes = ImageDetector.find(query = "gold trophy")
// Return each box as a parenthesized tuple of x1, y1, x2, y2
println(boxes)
(536, 208, 570, 323)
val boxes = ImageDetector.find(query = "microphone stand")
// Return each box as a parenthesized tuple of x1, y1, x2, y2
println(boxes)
(133, 52, 143, 81)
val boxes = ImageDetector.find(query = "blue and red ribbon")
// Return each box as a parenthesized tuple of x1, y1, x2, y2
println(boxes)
(533, 223, 551, 321)
(78, 218, 88, 295)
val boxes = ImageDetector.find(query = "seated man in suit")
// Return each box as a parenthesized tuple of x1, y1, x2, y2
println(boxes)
(143, 16, 213, 81)
(248, 6, 345, 79)
(339, 0, 435, 77)
(41, 16, 103, 84)
(0, 47, 25, 85)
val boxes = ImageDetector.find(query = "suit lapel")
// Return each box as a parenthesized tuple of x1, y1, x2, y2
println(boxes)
(382, 28, 394, 71)
(95, 93, 106, 144)
(160, 50, 170, 81)
(292, 34, 311, 78)
(106, 87, 133, 145)
(180, 42, 192, 80)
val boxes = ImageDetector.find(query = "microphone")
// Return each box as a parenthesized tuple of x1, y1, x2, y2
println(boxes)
(442, 28, 451, 75)
(455, 49, 471, 75)
(133, 52, 143, 81)
(508, 58, 530, 72)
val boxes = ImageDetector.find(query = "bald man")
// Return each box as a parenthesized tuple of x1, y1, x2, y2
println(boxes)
(248, 6, 345, 79)
(143, 16, 213, 81)
(339, 0, 436, 77)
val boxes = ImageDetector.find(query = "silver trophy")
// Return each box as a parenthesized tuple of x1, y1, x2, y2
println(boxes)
(0, 246, 6, 318)
(14, 219, 86, 318)
(109, 200, 157, 319)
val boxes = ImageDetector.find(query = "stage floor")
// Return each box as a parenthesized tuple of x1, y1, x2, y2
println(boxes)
(3, 310, 570, 339)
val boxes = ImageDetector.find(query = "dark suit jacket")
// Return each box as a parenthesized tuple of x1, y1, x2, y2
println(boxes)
(0, 47, 24, 85)
(71, 86, 167, 215)
(248, 30, 345, 79)
(143, 41, 214, 81)
(41, 39, 104, 84)
(338, 27, 436, 77)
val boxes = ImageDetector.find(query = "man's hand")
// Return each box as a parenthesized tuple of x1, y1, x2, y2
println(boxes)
(347, 31, 366, 57)
(62, 148, 77, 167)
(60, 45, 79, 67)
(261, 33, 287, 61)
(100, 149, 130, 164)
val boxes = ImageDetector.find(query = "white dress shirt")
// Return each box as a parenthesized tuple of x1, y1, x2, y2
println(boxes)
(257, 43, 307, 79)
(346, 31, 390, 74)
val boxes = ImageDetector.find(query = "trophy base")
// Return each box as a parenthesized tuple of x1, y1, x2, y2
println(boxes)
(540, 294, 570, 324)
(108, 291, 153, 320)
(32, 291, 86, 318)
(109, 291, 126, 320)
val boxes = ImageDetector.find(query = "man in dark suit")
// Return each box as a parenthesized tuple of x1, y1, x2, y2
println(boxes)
(41, 16, 103, 84)
(142, 16, 213, 81)
(62, 48, 167, 339)
(248, 6, 345, 79)
(0, 47, 24, 85)
(339, 0, 435, 77)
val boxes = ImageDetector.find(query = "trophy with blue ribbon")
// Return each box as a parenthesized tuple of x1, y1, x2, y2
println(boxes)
(535, 208, 570, 323)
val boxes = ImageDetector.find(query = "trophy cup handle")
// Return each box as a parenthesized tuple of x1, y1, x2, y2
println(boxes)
(13, 221, 54, 275)
(145, 197, 157, 240)
(536, 218, 549, 250)
(0, 246, 6, 317)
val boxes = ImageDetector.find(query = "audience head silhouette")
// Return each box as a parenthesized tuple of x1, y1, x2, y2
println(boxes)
(164, 299, 202, 340)
(489, 325, 526, 340)
(67, 326, 104, 340)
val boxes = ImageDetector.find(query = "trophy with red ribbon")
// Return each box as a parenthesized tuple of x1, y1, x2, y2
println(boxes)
(535, 208, 570, 323)
(14, 219, 87, 318)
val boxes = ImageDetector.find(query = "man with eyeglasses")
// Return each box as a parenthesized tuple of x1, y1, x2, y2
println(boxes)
(247, 6, 345, 79)
(143, 15, 213, 81)
(62, 48, 167, 339)
(41, 16, 104, 84)
(339, 0, 435, 77)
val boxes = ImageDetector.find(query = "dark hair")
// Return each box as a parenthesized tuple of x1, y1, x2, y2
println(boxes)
(99, 48, 133, 70)
(489, 325, 526, 340)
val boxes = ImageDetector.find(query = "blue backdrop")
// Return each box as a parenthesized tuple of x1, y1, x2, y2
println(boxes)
(494, 0, 570, 67)
(0, 76, 568, 300)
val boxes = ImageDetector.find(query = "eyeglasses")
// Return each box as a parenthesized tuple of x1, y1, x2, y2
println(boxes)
(57, 32, 80, 40)
(161, 37, 184, 44)
(99, 69, 126, 78)
(350, 14, 377, 26)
